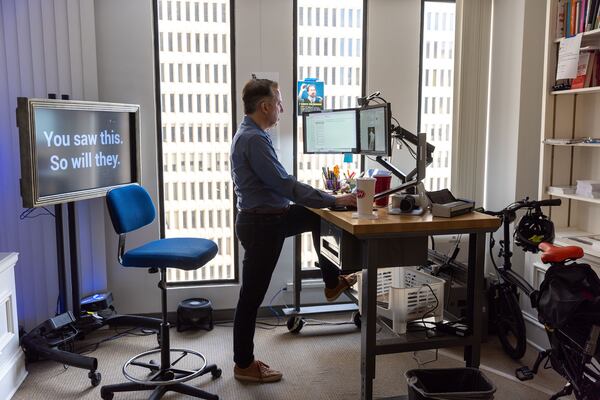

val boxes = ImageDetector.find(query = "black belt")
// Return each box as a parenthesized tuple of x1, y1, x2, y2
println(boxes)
(239, 207, 289, 215)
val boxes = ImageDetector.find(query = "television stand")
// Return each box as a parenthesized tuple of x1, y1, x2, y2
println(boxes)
(22, 199, 161, 387)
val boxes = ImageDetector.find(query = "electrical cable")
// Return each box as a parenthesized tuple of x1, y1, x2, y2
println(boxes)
(407, 284, 439, 338)
(74, 326, 156, 356)
(19, 206, 55, 219)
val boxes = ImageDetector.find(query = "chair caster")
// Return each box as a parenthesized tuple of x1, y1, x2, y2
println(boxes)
(352, 312, 361, 328)
(212, 368, 222, 379)
(89, 370, 102, 387)
(287, 316, 305, 334)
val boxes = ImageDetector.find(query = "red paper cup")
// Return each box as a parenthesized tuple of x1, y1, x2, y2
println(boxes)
(374, 175, 392, 206)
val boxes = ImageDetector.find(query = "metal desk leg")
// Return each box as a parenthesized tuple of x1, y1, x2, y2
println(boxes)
(293, 236, 302, 311)
(465, 232, 485, 367)
(361, 240, 377, 400)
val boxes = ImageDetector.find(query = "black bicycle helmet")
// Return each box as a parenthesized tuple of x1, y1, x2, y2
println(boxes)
(514, 210, 555, 252)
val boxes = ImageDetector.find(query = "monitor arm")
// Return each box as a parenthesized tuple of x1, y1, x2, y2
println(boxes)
(390, 124, 435, 166)
(373, 126, 435, 200)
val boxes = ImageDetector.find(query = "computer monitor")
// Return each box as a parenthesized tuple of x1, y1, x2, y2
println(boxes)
(358, 103, 391, 156)
(16, 97, 141, 208)
(302, 108, 358, 154)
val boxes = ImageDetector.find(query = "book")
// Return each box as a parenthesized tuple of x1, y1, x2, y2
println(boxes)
(548, 185, 577, 195)
(572, 51, 592, 88)
(557, 0, 566, 38)
(568, 0, 573, 36)
(586, 0, 596, 30)
(577, 0, 587, 33)
(543, 137, 586, 144)
(576, 180, 600, 197)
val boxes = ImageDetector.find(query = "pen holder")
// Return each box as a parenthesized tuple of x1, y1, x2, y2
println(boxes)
(324, 178, 341, 192)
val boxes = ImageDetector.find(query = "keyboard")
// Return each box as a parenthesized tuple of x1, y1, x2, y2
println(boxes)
(328, 205, 357, 212)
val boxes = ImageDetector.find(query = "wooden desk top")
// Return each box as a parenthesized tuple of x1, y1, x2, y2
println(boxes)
(311, 208, 500, 237)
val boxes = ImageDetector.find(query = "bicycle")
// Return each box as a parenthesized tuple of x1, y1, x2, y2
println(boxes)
(526, 242, 600, 399)
(481, 198, 562, 360)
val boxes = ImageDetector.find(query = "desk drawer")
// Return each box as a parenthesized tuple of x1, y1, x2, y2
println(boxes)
(320, 221, 428, 269)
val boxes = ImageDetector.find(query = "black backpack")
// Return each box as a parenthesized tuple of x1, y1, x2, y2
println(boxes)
(535, 262, 600, 329)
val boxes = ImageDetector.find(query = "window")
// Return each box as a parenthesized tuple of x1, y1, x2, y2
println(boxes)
(419, 1, 456, 192)
(157, 0, 235, 284)
(296, 0, 363, 271)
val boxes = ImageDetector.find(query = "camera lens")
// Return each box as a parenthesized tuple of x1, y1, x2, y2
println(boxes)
(399, 195, 416, 212)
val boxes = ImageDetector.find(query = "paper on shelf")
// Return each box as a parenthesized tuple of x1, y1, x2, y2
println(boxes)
(556, 34, 583, 80)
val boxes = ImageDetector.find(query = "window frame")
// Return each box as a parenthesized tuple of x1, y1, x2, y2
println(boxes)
(153, 0, 239, 287)
(291, 0, 368, 276)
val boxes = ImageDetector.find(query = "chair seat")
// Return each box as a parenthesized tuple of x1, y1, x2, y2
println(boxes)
(122, 238, 218, 270)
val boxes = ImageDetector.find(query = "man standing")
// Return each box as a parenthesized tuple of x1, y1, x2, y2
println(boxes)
(230, 78, 357, 383)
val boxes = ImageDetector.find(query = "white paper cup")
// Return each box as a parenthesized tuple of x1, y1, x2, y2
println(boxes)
(353, 177, 377, 219)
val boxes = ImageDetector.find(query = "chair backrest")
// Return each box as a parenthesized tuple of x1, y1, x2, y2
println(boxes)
(106, 184, 156, 234)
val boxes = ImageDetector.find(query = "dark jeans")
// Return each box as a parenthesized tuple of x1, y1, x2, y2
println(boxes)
(233, 204, 340, 368)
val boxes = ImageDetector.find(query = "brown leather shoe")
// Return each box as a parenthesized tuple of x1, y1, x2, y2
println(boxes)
(234, 360, 282, 383)
(324, 273, 358, 302)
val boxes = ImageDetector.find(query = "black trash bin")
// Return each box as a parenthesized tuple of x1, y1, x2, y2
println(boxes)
(405, 368, 496, 400)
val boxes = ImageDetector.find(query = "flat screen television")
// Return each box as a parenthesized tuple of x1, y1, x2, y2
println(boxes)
(302, 108, 358, 154)
(16, 98, 141, 208)
(358, 103, 391, 156)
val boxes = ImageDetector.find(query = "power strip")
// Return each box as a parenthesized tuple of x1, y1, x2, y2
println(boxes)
(434, 321, 470, 337)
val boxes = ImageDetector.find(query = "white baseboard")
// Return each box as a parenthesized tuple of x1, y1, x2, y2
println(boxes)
(0, 348, 28, 400)
(523, 311, 550, 351)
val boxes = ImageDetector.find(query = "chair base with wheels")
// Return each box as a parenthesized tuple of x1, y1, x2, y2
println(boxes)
(101, 185, 221, 400)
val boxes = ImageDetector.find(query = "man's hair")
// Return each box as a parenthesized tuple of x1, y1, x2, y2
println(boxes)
(242, 78, 278, 114)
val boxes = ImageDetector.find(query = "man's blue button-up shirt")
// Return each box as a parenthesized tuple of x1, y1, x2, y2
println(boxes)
(230, 116, 336, 210)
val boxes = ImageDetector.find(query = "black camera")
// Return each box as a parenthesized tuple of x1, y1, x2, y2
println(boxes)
(400, 195, 418, 212)
(390, 193, 426, 214)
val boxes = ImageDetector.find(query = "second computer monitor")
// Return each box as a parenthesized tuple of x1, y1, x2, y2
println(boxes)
(359, 103, 391, 156)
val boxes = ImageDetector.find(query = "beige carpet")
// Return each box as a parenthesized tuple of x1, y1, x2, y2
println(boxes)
(13, 315, 570, 399)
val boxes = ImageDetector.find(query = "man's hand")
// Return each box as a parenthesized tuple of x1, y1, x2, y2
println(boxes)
(334, 193, 357, 207)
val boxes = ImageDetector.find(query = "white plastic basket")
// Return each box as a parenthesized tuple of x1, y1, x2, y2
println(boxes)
(355, 267, 445, 334)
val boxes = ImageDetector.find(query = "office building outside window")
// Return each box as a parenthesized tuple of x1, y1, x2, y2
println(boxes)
(296, 0, 364, 270)
(157, 0, 235, 284)
(420, 1, 455, 192)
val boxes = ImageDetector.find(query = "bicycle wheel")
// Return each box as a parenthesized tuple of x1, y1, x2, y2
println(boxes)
(490, 284, 527, 359)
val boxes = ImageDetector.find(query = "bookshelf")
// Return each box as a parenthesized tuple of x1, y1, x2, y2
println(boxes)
(540, 0, 600, 263)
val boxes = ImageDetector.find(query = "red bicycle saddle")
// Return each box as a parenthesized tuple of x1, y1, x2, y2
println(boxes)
(539, 242, 584, 263)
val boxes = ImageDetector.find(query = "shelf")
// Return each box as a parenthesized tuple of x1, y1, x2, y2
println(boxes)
(376, 332, 473, 355)
(543, 141, 600, 147)
(554, 227, 600, 260)
(551, 86, 600, 95)
(554, 28, 600, 43)
(547, 192, 600, 204)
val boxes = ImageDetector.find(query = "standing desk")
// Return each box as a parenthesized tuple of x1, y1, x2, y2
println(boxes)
(304, 209, 500, 400)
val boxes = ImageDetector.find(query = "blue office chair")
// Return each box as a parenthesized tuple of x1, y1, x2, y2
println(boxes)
(100, 184, 221, 400)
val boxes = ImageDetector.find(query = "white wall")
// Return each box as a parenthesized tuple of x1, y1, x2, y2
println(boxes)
(93, 0, 165, 314)
(0, 0, 106, 330)
(367, 0, 421, 177)
(485, 0, 546, 275)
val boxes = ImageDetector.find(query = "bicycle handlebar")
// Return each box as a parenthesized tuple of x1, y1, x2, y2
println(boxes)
(481, 198, 562, 216)
(538, 199, 562, 207)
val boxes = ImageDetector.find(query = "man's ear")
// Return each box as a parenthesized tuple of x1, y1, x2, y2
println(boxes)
(260, 101, 269, 113)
